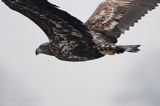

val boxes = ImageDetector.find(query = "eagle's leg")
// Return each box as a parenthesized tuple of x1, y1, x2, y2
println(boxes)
(100, 44, 140, 55)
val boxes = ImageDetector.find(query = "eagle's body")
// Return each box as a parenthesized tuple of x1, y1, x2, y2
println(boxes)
(2, 0, 160, 61)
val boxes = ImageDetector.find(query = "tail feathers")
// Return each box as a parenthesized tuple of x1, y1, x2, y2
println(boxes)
(117, 45, 140, 54)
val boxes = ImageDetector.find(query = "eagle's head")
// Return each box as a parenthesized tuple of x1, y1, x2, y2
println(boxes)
(35, 42, 52, 56)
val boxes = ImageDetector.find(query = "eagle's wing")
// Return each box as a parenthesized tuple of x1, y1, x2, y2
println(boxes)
(86, 0, 160, 39)
(3, 0, 91, 40)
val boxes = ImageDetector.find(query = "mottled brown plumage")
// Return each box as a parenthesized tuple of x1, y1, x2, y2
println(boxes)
(86, 0, 160, 38)
(2, 0, 160, 61)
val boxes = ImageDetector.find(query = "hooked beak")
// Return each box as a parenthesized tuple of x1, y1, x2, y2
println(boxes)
(35, 48, 43, 55)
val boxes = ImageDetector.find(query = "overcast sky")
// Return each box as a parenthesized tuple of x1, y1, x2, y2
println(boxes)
(0, 0, 160, 106)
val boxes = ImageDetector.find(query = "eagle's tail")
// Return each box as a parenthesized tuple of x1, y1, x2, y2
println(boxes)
(99, 45, 140, 55)
(116, 45, 140, 54)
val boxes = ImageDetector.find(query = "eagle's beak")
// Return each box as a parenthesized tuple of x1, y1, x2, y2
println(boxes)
(35, 48, 43, 55)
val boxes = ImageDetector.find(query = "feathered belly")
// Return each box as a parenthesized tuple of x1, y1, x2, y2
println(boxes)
(49, 40, 103, 62)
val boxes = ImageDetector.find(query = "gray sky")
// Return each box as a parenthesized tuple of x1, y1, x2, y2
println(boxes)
(0, 0, 160, 106)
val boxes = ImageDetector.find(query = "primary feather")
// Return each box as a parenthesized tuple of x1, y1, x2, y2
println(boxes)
(86, 0, 160, 38)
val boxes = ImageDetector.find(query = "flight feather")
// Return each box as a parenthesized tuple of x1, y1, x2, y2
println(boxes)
(86, 0, 160, 38)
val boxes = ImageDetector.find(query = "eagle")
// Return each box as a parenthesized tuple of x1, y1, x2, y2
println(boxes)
(2, 0, 160, 61)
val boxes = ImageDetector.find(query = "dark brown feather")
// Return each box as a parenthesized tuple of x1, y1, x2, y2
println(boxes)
(86, 0, 160, 39)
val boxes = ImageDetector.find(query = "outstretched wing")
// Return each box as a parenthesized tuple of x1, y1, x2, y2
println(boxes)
(86, 0, 160, 39)
(3, 0, 91, 40)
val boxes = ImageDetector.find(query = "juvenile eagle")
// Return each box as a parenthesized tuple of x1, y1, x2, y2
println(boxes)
(2, 0, 160, 61)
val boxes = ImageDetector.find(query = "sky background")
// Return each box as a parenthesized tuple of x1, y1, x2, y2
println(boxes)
(0, 0, 160, 106)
